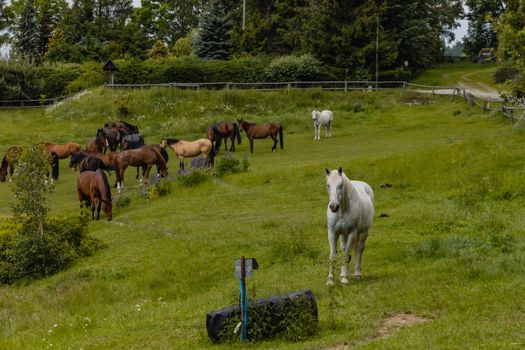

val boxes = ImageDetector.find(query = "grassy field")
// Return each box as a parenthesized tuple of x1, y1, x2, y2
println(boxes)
(1, 88, 525, 349)
(412, 62, 503, 93)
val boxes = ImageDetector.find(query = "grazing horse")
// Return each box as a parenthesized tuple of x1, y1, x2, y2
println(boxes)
(161, 138, 214, 171)
(122, 134, 145, 150)
(312, 110, 333, 140)
(1, 146, 58, 181)
(206, 121, 242, 154)
(43, 142, 81, 159)
(325, 167, 374, 285)
(97, 127, 125, 153)
(79, 156, 105, 173)
(105, 120, 139, 135)
(114, 146, 168, 193)
(69, 150, 119, 172)
(0, 146, 22, 182)
(77, 169, 112, 221)
(237, 118, 283, 154)
(86, 136, 105, 154)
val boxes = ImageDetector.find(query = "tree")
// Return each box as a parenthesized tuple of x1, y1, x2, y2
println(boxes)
(14, 0, 41, 63)
(10, 142, 54, 237)
(496, 0, 525, 99)
(0, 0, 13, 46)
(149, 39, 168, 58)
(463, 0, 504, 57)
(195, 0, 231, 60)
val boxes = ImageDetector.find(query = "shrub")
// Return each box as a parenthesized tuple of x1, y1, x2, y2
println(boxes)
(215, 153, 244, 177)
(66, 61, 106, 94)
(0, 214, 104, 284)
(148, 178, 173, 198)
(37, 64, 82, 98)
(265, 54, 326, 82)
(494, 65, 519, 84)
(177, 169, 210, 187)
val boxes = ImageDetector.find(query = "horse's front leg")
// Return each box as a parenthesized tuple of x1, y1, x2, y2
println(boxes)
(354, 230, 369, 279)
(224, 138, 228, 152)
(327, 225, 338, 286)
(143, 165, 153, 184)
(340, 232, 354, 284)
(179, 157, 185, 172)
(249, 137, 254, 154)
(271, 136, 278, 152)
(230, 137, 235, 152)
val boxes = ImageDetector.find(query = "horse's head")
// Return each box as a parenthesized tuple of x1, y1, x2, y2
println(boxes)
(0, 158, 7, 182)
(237, 118, 244, 132)
(103, 199, 112, 221)
(325, 167, 344, 213)
(69, 151, 82, 169)
(312, 110, 319, 121)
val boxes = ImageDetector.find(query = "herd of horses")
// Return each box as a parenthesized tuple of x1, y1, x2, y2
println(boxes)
(0, 118, 285, 222)
(1, 107, 372, 285)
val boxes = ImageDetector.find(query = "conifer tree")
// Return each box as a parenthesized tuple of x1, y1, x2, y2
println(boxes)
(14, 0, 41, 63)
(195, 0, 231, 60)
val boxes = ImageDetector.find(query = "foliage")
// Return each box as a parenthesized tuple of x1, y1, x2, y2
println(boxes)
(214, 153, 248, 177)
(172, 31, 195, 57)
(0, 0, 13, 46)
(195, 0, 232, 60)
(494, 65, 519, 84)
(10, 142, 54, 236)
(496, 0, 525, 99)
(147, 178, 173, 198)
(149, 39, 168, 59)
(463, 0, 503, 57)
(264, 54, 325, 82)
(177, 169, 210, 187)
(0, 214, 103, 284)
(13, 0, 41, 64)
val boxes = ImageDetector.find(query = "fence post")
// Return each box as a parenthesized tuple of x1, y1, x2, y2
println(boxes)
(226, 83, 230, 90)
(483, 100, 488, 112)
(287, 82, 291, 91)
(344, 81, 348, 93)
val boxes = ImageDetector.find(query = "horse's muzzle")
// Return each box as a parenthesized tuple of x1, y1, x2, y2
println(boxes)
(329, 204, 340, 213)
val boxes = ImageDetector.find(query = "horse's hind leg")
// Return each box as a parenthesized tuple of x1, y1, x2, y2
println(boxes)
(354, 230, 369, 279)
(271, 135, 278, 152)
(230, 137, 235, 152)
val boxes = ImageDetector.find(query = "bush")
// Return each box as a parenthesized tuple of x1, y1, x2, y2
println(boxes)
(215, 153, 247, 177)
(37, 64, 82, 98)
(177, 169, 210, 187)
(265, 54, 326, 82)
(148, 178, 173, 198)
(494, 66, 519, 84)
(0, 215, 104, 284)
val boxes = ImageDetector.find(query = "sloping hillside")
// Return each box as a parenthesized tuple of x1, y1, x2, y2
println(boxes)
(1, 88, 525, 349)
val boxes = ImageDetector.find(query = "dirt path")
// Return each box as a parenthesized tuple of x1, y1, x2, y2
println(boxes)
(458, 72, 501, 99)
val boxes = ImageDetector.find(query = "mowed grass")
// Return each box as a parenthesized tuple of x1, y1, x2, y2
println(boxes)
(413, 62, 503, 92)
(1, 88, 525, 349)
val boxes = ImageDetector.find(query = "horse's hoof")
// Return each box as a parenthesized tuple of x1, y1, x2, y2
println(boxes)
(326, 279, 334, 287)
(354, 275, 362, 280)
(340, 277, 349, 285)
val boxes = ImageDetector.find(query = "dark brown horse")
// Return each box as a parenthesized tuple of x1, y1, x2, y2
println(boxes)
(237, 118, 283, 154)
(77, 169, 112, 221)
(1, 146, 22, 182)
(206, 121, 242, 154)
(114, 146, 168, 193)
(70, 150, 119, 172)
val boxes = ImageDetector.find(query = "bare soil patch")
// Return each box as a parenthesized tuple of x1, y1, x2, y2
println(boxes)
(323, 313, 430, 349)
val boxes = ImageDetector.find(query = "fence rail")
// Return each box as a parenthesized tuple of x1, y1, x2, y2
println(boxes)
(1, 80, 524, 122)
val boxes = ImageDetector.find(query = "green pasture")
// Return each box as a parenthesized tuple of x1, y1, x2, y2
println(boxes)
(1, 88, 525, 349)
(413, 62, 503, 93)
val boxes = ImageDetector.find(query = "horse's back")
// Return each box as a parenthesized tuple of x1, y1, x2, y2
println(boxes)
(320, 110, 333, 122)
(351, 180, 375, 227)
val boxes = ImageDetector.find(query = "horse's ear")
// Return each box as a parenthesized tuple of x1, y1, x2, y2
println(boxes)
(325, 167, 330, 175)
(338, 167, 343, 175)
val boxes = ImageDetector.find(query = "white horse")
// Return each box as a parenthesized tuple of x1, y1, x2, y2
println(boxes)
(311, 110, 333, 140)
(325, 167, 374, 285)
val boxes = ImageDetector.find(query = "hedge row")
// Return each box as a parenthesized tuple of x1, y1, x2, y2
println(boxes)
(0, 55, 410, 101)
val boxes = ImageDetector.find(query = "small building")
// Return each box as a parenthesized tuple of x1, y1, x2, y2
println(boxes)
(477, 48, 495, 63)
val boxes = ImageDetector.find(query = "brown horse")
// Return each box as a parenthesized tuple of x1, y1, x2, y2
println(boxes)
(86, 136, 105, 153)
(43, 142, 81, 159)
(70, 150, 119, 172)
(115, 146, 168, 193)
(161, 138, 214, 171)
(77, 169, 112, 221)
(206, 121, 242, 154)
(237, 118, 283, 154)
(0, 146, 23, 182)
